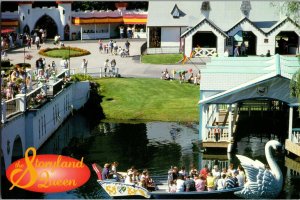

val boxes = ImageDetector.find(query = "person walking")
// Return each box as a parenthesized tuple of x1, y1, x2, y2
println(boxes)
(81, 58, 88, 75)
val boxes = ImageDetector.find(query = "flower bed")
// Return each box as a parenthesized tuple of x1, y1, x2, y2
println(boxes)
(38, 46, 91, 58)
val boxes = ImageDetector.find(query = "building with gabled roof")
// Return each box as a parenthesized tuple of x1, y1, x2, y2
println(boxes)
(146, 1, 299, 56)
(198, 55, 300, 154)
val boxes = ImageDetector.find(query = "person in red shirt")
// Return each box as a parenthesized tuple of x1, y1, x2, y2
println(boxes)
(199, 164, 209, 179)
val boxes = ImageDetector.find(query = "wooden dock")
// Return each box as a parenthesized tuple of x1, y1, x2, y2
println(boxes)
(285, 139, 300, 157)
(285, 156, 300, 173)
(202, 141, 230, 148)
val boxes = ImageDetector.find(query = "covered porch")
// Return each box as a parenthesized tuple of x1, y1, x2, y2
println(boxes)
(199, 55, 300, 153)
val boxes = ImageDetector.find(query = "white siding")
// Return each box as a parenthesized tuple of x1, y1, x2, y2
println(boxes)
(161, 27, 180, 47)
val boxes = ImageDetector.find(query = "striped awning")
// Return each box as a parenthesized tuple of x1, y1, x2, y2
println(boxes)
(1, 19, 19, 27)
(72, 17, 123, 25)
(72, 15, 147, 25)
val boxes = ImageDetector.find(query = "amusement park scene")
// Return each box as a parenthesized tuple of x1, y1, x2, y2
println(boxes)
(1, 0, 300, 199)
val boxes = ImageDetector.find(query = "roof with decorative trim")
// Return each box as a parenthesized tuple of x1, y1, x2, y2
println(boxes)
(226, 17, 266, 36)
(181, 18, 228, 38)
(199, 55, 300, 104)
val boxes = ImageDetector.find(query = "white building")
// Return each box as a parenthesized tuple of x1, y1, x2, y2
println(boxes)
(146, 1, 300, 56)
(2, 2, 147, 40)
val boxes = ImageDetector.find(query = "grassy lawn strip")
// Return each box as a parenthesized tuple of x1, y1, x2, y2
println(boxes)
(95, 78, 199, 122)
(141, 54, 183, 64)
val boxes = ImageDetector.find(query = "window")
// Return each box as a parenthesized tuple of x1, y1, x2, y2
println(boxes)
(201, 1, 211, 11)
(63, 9, 65, 15)
(149, 27, 161, 48)
(28, 9, 30, 14)
(226, 36, 233, 46)
(171, 4, 185, 18)
(264, 39, 268, 43)
(23, 16, 25, 21)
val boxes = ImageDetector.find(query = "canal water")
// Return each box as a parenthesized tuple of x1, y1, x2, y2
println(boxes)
(2, 112, 300, 199)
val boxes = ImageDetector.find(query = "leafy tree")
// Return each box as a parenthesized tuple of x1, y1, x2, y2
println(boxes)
(271, 1, 300, 23)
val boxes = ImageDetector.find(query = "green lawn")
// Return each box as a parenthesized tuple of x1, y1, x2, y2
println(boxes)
(44, 49, 83, 58)
(95, 78, 199, 122)
(141, 54, 183, 64)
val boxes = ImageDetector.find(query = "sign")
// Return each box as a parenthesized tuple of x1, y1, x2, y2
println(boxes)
(6, 147, 90, 193)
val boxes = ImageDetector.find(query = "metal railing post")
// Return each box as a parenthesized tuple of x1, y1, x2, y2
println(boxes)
(15, 94, 26, 112)
(1, 100, 7, 123)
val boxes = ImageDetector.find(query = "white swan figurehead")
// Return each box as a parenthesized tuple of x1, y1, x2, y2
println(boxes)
(234, 140, 283, 199)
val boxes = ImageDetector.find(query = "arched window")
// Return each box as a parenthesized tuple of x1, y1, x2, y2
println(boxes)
(23, 25, 30, 34)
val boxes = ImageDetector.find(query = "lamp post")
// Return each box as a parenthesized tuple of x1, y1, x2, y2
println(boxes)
(23, 43, 27, 95)
(68, 45, 70, 77)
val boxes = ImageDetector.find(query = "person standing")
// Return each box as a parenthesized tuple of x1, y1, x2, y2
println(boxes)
(110, 59, 116, 77)
(98, 39, 103, 53)
(35, 35, 41, 50)
(81, 58, 88, 75)
(234, 46, 239, 57)
(104, 59, 109, 77)
(120, 26, 124, 39)
(125, 40, 130, 55)
(240, 41, 246, 56)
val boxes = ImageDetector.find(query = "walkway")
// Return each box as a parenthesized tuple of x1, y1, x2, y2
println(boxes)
(6, 39, 204, 78)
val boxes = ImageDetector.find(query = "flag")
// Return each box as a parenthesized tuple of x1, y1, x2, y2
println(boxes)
(182, 54, 188, 64)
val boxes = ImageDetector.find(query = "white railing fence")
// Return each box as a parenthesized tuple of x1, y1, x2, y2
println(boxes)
(193, 48, 217, 57)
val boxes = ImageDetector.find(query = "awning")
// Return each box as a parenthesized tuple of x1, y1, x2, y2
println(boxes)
(1, 28, 15, 34)
(1, 19, 19, 27)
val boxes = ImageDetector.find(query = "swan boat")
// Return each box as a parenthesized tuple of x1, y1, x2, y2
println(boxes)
(92, 140, 283, 199)
(92, 164, 242, 199)
(97, 179, 243, 199)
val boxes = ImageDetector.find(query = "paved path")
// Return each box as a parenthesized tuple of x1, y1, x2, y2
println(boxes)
(6, 39, 204, 78)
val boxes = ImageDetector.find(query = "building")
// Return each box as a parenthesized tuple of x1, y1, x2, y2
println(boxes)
(146, 1, 300, 56)
(1, 2, 147, 40)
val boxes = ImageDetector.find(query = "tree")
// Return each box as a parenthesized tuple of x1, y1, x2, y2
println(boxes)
(272, 1, 300, 23)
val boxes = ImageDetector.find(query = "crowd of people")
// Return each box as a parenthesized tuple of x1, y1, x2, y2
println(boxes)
(161, 68, 201, 85)
(101, 162, 156, 191)
(1, 65, 30, 100)
(98, 39, 130, 57)
(167, 163, 245, 193)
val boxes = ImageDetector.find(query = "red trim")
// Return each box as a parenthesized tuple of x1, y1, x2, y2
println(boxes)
(56, 1, 73, 4)
(18, 2, 33, 5)
(92, 163, 102, 180)
(115, 2, 128, 8)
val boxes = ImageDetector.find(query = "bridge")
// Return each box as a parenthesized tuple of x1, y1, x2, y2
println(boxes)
(1, 69, 90, 169)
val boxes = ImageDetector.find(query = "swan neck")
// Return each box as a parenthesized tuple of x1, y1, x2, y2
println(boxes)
(265, 143, 283, 187)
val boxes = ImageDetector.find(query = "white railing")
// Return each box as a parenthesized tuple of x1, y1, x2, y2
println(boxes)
(202, 160, 229, 171)
(5, 98, 21, 118)
(193, 48, 217, 57)
(70, 67, 119, 78)
(205, 126, 229, 142)
(206, 104, 217, 128)
(291, 129, 300, 143)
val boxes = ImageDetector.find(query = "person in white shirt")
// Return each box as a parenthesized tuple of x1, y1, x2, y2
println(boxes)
(217, 174, 226, 190)
(81, 58, 88, 75)
(176, 175, 185, 192)
(212, 165, 221, 178)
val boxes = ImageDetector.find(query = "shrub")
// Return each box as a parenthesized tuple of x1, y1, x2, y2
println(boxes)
(71, 73, 93, 82)
(1, 60, 11, 67)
